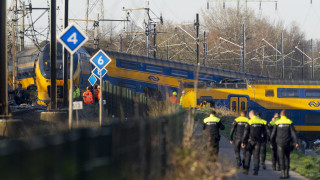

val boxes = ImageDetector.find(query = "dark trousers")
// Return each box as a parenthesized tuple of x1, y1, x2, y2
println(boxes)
(271, 144, 280, 169)
(234, 139, 246, 165)
(210, 137, 220, 159)
(260, 141, 266, 165)
(277, 145, 290, 171)
(244, 141, 261, 172)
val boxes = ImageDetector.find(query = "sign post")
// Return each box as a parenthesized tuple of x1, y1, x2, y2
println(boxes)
(58, 23, 88, 130)
(90, 50, 111, 126)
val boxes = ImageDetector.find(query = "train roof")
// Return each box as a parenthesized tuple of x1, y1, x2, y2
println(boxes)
(250, 79, 320, 85)
(85, 47, 271, 81)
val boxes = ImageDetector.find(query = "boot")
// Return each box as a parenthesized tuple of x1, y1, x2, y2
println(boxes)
(285, 169, 289, 178)
(236, 160, 242, 169)
(243, 169, 248, 175)
(272, 165, 276, 171)
(262, 163, 266, 170)
(253, 171, 258, 176)
(280, 170, 286, 179)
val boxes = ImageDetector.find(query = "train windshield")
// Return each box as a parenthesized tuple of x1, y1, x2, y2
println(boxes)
(39, 43, 79, 80)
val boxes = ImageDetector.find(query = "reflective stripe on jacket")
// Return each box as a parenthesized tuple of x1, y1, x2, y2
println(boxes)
(83, 90, 93, 104)
(275, 116, 292, 125)
(204, 114, 220, 123)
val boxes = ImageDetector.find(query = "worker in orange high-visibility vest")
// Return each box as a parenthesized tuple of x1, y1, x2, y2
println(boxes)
(83, 86, 93, 104)
(94, 85, 101, 102)
(168, 91, 179, 104)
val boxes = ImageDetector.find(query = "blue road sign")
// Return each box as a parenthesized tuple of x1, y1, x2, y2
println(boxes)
(90, 50, 112, 70)
(92, 67, 108, 79)
(58, 23, 88, 54)
(88, 74, 97, 86)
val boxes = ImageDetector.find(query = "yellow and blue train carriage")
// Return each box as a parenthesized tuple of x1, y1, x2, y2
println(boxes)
(8, 47, 39, 90)
(85, 49, 268, 99)
(185, 79, 320, 141)
(8, 43, 92, 105)
(36, 43, 91, 105)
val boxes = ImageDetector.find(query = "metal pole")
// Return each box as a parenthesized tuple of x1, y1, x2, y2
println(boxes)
(12, 0, 17, 91)
(120, 34, 122, 52)
(302, 47, 304, 79)
(50, 0, 57, 110)
(281, 32, 284, 79)
(290, 55, 293, 79)
(203, 31, 206, 66)
(311, 39, 314, 80)
(99, 72, 102, 127)
(85, 0, 89, 34)
(196, 13, 199, 64)
(166, 40, 169, 60)
(145, 1, 150, 57)
(0, 0, 9, 117)
(20, 0, 25, 51)
(275, 43, 277, 77)
(68, 55, 73, 130)
(242, 24, 245, 72)
(63, 0, 69, 108)
(153, 24, 156, 58)
(94, 13, 99, 49)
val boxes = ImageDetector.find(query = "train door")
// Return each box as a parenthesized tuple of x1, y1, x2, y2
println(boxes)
(230, 96, 248, 113)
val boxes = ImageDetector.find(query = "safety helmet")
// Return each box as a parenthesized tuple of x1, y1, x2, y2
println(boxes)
(87, 86, 89, 90)
(173, 91, 177, 95)
(97, 85, 100, 89)
(182, 90, 185, 94)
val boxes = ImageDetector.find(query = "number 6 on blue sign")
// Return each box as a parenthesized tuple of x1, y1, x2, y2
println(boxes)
(98, 56, 104, 65)
(90, 50, 112, 70)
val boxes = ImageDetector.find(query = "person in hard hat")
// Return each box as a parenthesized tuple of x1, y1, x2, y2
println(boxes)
(179, 90, 186, 106)
(168, 91, 179, 104)
(83, 86, 93, 104)
(94, 85, 101, 103)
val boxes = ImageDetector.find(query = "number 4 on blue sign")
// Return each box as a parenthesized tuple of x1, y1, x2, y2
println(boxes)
(58, 23, 88, 54)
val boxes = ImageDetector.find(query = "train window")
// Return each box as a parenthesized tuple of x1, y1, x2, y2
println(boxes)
(305, 114, 320, 124)
(241, 101, 245, 111)
(280, 89, 300, 97)
(199, 73, 214, 81)
(145, 65, 163, 74)
(305, 89, 320, 98)
(118, 82, 137, 90)
(265, 90, 274, 97)
(119, 60, 139, 70)
(171, 69, 188, 78)
(232, 101, 236, 112)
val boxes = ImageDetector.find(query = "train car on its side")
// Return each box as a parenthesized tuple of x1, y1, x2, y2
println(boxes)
(183, 79, 320, 142)
(84, 48, 268, 100)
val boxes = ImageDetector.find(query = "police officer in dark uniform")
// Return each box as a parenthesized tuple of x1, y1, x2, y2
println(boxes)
(270, 110, 298, 179)
(203, 110, 225, 160)
(229, 110, 249, 168)
(241, 110, 267, 176)
(268, 113, 280, 171)
(257, 112, 268, 170)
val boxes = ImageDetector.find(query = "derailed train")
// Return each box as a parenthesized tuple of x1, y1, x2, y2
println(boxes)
(9, 43, 320, 141)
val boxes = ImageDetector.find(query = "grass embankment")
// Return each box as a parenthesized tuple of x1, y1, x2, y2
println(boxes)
(197, 107, 320, 180)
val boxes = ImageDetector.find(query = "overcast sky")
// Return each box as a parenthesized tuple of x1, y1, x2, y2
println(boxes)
(10, 0, 320, 44)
